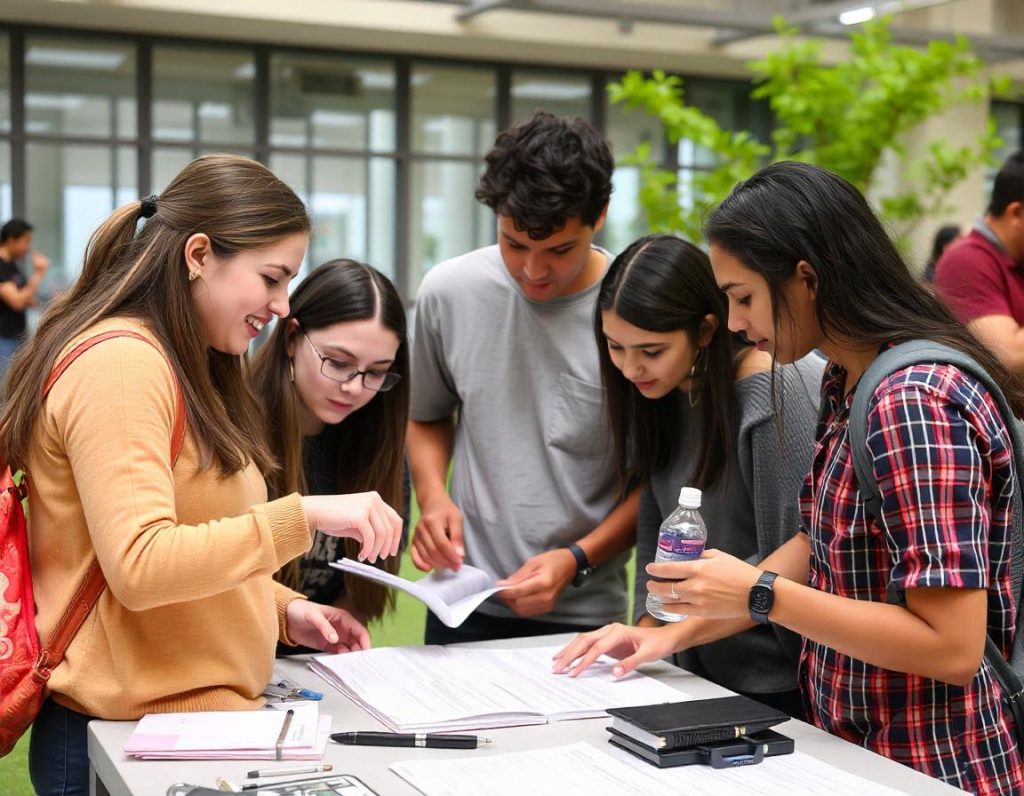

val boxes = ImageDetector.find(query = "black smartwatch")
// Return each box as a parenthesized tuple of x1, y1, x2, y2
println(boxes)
(563, 543, 595, 587)
(748, 570, 779, 624)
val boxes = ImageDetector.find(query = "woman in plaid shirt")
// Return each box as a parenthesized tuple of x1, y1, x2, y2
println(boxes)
(555, 161, 1022, 794)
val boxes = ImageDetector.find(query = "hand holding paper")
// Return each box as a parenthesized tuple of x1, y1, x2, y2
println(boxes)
(331, 557, 507, 627)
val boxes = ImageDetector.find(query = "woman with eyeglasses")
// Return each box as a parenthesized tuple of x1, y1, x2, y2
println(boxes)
(251, 259, 410, 652)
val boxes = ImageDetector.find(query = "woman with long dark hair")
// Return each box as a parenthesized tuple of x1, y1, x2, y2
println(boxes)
(251, 259, 409, 645)
(556, 162, 1022, 794)
(594, 233, 822, 717)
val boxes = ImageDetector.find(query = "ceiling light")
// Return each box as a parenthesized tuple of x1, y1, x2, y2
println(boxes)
(839, 6, 877, 25)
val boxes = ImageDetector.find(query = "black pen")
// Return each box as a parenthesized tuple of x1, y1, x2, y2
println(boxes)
(331, 731, 492, 749)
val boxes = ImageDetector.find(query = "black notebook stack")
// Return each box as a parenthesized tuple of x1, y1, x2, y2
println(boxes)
(606, 694, 795, 769)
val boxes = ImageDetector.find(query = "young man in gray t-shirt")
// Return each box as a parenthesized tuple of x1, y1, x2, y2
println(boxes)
(408, 111, 639, 644)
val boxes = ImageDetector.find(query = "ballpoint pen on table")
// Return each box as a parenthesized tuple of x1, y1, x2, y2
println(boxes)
(247, 764, 333, 779)
(241, 774, 350, 791)
(331, 731, 492, 749)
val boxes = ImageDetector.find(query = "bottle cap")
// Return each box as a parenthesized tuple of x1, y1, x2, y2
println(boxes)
(678, 486, 701, 509)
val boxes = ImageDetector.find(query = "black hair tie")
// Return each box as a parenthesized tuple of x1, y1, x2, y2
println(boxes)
(139, 194, 158, 219)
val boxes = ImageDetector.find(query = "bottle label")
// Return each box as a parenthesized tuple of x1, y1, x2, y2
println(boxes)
(656, 537, 705, 559)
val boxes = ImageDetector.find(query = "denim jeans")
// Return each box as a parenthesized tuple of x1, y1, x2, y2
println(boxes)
(29, 697, 94, 796)
(0, 334, 20, 386)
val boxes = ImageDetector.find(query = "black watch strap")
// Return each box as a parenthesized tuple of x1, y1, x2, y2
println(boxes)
(564, 543, 593, 587)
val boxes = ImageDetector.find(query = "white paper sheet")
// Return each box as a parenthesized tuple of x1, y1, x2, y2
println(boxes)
(330, 558, 506, 627)
(390, 741, 910, 796)
(310, 644, 690, 732)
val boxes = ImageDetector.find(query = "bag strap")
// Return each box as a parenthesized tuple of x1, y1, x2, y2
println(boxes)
(34, 329, 187, 676)
(846, 340, 1024, 735)
(847, 340, 1024, 609)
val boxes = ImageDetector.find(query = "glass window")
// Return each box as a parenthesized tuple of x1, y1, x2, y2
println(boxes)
(0, 142, 10, 220)
(992, 101, 1022, 167)
(412, 65, 496, 156)
(153, 46, 255, 144)
(511, 70, 591, 124)
(607, 90, 667, 165)
(26, 143, 137, 294)
(410, 160, 493, 295)
(25, 36, 136, 138)
(271, 53, 396, 152)
(153, 147, 195, 192)
(0, 34, 9, 134)
(271, 153, 396, 279)
(605, 166, 647, 256)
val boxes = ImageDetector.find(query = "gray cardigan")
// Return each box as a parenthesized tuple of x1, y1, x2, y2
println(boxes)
(635, 354, 824, 695)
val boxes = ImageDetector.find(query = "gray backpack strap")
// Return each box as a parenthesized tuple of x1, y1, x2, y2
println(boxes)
(847, 341, 1024, 740)
(847, 340, 1024, 608)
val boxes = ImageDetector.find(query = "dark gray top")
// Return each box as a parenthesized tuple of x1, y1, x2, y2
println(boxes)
(635, 354, 824, 694)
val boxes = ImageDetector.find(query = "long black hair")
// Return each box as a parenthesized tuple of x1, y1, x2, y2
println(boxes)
(251, 259, 409, 619)
(596, 233, 746, 495)
(704, 160, 1024, 415)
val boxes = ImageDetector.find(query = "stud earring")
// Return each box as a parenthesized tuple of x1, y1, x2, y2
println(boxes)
(188, 270, 199, 282)
(289, 360, 295, 383)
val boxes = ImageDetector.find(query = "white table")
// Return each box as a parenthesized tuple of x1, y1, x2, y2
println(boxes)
(88, 633, 965, 795)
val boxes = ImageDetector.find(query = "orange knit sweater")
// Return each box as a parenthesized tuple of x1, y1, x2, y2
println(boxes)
(26, 318, 312, 719)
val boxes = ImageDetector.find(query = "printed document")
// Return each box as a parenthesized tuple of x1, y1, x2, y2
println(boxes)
(390, 741, 910, 796)
(330, 558, 506, 627)
(309, 644, 689, 733)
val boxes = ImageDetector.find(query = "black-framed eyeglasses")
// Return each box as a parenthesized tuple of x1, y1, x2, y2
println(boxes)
(303, 333, 402, 393)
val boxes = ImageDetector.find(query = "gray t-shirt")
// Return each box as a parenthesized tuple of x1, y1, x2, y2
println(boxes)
(635, 354, 824, 694)
(411, 244, 628, 626)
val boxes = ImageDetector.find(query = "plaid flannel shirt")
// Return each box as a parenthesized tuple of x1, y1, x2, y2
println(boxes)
(799, 358, 1022, 795)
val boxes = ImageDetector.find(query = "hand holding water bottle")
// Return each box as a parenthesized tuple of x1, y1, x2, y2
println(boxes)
(646, 487, 707, 622)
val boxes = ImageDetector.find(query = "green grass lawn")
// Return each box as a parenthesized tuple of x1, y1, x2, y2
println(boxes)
(0, 548, 635, 792)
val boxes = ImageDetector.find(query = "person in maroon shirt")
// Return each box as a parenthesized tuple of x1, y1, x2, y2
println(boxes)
(934, 151, 1024, 372)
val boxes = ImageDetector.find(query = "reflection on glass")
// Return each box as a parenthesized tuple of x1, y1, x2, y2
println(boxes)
(412, 66, 496, 156)
(26, 143, 137, 293)
(270, 153, 396, 279)
(410, 160, 493, 296)
(153, 47, 254, 144)
(0, 35, 9, 133)
(271, 54, 396, 152)
(607, 89, 667, 165)
(992, 103, 1022, 165)
(511, 71, 590, 124)
(605, 166, 647, 256)
(25, 37, 136, 138)
(0, 142, 11, 220)
(153, 147, 194, 192)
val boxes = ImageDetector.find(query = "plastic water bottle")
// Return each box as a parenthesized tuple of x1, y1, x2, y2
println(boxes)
(646, 486, 707, 622)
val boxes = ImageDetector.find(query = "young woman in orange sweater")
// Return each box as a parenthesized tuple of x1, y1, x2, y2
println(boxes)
(0, 155, 402, 796)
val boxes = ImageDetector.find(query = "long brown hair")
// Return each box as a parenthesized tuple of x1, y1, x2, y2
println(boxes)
(0, 154, 310, 475)
(250, 260, 409, 621)
(596, 234, 745, 496)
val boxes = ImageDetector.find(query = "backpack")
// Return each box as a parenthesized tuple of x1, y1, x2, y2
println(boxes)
(0, 330, 185, 757)
(847, 340, 1024, 747)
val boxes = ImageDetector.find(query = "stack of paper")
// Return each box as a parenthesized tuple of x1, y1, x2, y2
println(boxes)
(310, 644, 690, 733)
(390, 741, 910, 796)
(330, 558, 506, 627)
(123, 702, 331, 760)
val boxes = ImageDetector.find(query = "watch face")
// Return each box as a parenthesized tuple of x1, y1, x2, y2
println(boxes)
(750, 587, 773, 614)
